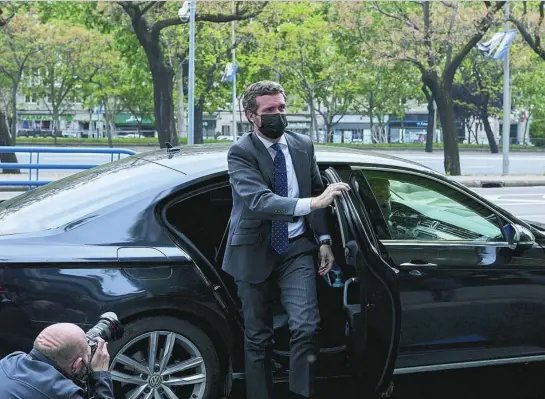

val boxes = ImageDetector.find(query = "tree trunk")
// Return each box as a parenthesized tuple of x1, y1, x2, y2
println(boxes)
(426, 97, 434, 153)
(434, 87, 461, 175)
(523, 113, 530, 145)
(481, 103, 498, 153)
(308, 96, 319, 143)
(102, 96, 113, 148)
(464, 119, 473, 144)
(53, 109, 60, 146)
(10, 86, 17, 145)
(326, 123, 333, 144)
(369, 93, 376, 144)
(194, 99, 204, 144)
(0, 110, 19, 174)
(150, 63, 176, 147)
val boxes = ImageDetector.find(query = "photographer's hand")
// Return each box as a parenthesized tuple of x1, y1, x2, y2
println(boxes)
(90, 338, 110, 372)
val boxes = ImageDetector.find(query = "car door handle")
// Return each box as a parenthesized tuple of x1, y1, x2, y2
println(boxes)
(400, 262, 438, 267)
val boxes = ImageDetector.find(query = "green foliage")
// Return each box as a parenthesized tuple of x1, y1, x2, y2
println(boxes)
(0, 0, 536, 153)
(512, 46, 545, 120)
(529, 119, 545, 147)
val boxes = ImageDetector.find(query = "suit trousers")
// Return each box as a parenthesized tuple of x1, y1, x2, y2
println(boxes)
(235, 238, 320, 399)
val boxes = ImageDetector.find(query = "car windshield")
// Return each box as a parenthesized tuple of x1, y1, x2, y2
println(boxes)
(0, 156, 173, 236)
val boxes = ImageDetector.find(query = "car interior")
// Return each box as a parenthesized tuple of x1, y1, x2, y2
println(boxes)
(164, 168, 362, 376)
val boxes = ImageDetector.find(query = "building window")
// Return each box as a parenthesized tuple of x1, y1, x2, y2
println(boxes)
(25, 95, 36, 103)
(222, 125, 230, 135)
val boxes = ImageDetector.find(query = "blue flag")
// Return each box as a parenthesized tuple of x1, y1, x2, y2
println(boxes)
(221, 62, 239, 83)
(492, 29, 517, 60)
(477, 30, 517, 60)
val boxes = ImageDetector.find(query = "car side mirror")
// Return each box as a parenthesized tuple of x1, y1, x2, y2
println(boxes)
(507, 224, 535, 250)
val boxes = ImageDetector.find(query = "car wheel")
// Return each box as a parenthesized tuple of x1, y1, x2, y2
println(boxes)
(108, 316, 220, 399)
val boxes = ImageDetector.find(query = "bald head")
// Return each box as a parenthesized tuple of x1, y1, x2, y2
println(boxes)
(34, 323, 89, 374)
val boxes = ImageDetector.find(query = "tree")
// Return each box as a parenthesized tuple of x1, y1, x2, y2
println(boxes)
(335, 1, 506, 175)
(241, 3, 358, 143)
(116, 1, 267, 147)
(512, 46, 545, 145)
(0, 2, 23, 173)
(0, 12, 42, 145)
(38, 1, 267, 147)
(351, 62, 422, 145)
(453, 50, 503, 152)
(77, 38, 153, 147)
(510, 2, 545, 61)
(23, 20, 108, 145)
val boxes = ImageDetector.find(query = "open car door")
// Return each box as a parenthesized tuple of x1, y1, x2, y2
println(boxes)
(323, 167, 401, 398)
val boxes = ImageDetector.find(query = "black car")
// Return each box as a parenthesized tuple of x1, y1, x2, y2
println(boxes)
(0, 145, 544, 399)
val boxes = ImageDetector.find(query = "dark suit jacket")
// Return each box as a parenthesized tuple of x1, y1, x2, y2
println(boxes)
(223, 130, 328, 283)
(0, 348, 113, 399)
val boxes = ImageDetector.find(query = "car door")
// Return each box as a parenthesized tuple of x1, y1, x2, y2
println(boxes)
(323, 168, 401, 397)
(350, 166, 545, 370)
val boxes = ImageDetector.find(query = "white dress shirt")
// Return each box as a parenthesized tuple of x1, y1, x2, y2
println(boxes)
(256, 134, 330, 242)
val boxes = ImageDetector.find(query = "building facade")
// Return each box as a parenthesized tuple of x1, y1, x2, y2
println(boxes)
(14, 91, 530, 145)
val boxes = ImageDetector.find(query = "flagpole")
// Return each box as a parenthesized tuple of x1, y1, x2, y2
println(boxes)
(502, 1, 510, 175)
(187, 0, 196, 145)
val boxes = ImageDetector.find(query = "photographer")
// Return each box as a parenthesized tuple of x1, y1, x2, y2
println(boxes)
(0, 322, 114, 399)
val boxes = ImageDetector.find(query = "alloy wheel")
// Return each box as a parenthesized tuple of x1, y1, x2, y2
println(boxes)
(110, 331, 207, 399)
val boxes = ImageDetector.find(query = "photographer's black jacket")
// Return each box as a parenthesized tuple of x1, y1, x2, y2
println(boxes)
(0, 348, 114, 399)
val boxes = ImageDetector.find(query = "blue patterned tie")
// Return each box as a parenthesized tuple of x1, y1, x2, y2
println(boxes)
(271, 143, 289, 254)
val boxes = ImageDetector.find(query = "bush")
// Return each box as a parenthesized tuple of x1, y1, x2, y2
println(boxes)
(530, 119, 545, 147)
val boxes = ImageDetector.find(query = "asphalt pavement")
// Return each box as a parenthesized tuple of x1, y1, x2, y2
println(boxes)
(473, 186, 545, 223)
(4, 148, 545, 175)
(380, 150, 545, 175)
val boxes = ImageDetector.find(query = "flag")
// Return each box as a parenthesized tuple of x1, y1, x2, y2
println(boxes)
(492, 29, 518, 60)
(477, 30, 518, 60)
(477, 32, 505, 57)
(221, 62, 239, 83)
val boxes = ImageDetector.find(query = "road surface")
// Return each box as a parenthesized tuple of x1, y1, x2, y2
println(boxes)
(4, 149, 545, 175)
(473, 186, 545, 223)
(382, 150, 545, 175)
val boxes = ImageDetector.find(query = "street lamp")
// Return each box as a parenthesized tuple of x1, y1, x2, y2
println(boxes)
(179, 0, 196, 145)
(178, 2, 189, 22)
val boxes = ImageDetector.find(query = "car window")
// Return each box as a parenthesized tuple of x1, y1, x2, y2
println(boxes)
(352, 169, 505, 243)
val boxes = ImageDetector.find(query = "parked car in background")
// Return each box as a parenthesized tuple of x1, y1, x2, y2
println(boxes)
(0, 144, 544, 399)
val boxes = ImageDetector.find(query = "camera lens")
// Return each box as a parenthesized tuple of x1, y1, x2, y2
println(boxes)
(86, 312, 124, 344)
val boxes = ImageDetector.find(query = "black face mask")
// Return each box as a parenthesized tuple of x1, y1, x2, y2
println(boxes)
(256, 113, 288, 139)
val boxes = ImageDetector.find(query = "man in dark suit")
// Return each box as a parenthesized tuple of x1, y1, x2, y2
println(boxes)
(223, 81, 350, 399)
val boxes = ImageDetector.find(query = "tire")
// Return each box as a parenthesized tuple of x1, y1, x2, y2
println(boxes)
(108, 316, 221, 399)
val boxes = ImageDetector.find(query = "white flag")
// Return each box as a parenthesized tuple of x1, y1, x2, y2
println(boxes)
(492, 29, 518, 60)
(477, 31, 505, 57)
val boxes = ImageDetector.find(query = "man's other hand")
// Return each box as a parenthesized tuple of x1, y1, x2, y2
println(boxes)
(90, 338, 110, 372)
(311, 182, 350, 210)
(318, 244, 335, 276)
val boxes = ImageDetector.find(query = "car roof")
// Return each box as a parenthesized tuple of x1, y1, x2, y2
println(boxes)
(135, 143, 440, 179)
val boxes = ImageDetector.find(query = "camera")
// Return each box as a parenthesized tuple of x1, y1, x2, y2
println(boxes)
(86, 312, 124, 356)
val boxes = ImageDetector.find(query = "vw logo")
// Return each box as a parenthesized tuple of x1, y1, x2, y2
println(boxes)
(149, 374, 163, 388)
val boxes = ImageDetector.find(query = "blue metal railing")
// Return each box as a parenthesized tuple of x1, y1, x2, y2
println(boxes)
(0, 147, 136, 189)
